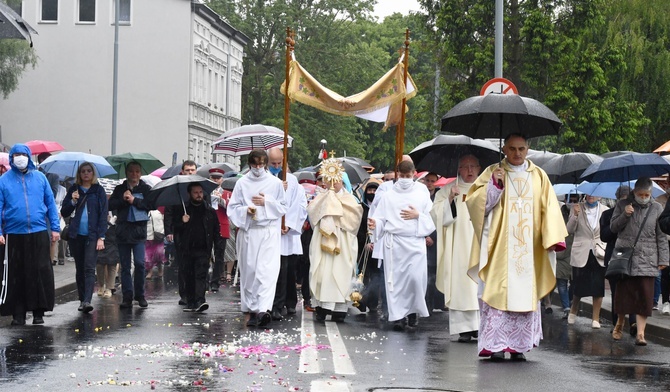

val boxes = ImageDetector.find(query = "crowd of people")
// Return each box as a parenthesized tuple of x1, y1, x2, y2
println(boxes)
(3, 137, 670, 362)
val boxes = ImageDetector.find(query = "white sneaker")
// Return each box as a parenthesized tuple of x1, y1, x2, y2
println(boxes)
(663, 302, 670, 315)
(97, 287, 105, 297)
(567, 313, 576, 325)
(592, 320, 601, 329)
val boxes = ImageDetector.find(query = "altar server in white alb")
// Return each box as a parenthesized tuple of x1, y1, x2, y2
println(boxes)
(369, 160, 435, 331)
(227, 149, 288, 328)
(431, 154, 481, 342)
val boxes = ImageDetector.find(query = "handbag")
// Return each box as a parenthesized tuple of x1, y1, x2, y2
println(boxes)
(605, 207, 651, 279)
(149, 211, 165, 242)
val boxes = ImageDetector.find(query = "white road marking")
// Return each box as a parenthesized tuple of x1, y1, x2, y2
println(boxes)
(299, 307, 322, 374)
(325, 321, 355, 375)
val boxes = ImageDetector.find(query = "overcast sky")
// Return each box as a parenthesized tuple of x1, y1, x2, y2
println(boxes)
(372, 0, 422, 20)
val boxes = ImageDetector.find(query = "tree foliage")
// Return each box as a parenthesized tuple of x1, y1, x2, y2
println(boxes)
(0, 0, 37, 99)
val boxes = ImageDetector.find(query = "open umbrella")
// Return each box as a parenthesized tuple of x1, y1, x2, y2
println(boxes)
(580, 153, 670, 183)
(527, 149, 561, 168)
(160, 164, 185, 180)
(0, 152, 9, 172)
(24, 140, 65, 155)
(553, 183, 583, 196)
(0, 2, 38, 46)
(409, 134, 500, 178)
(314, 158, 370, 184)
(294, 170, 317, 184)
(105, 152, 164, 179)
(441, 93, 562, 141)
(212, 124, 293, 156)
(222, 176, 241, 192)
(196, 162, 236, 178)
(601, 151, 637, 159)
(543, 152, 603, 184)
(341, 157, 374, 173)
(577, 180, 665, 199)
(39, 151, 117, 178)
(146, 175, 218, 213)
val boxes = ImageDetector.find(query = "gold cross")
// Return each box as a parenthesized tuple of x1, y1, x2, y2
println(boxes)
(329, 150, 336, 158)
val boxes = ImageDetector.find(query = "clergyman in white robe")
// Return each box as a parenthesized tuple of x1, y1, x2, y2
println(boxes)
(227, 169, 287, 316)
(431, 176, 480, 338)
(371, 179, 435, 323)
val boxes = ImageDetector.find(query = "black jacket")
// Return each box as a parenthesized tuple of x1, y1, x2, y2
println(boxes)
(108, 180, 152, 244)
(173, 201, 224, 256)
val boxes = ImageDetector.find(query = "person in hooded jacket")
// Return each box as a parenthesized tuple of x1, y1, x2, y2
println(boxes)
(355, 180, 383, 314)
(0, 143, 60, 325)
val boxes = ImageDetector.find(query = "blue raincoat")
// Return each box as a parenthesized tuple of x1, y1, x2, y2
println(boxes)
(0, 144, 60, 235)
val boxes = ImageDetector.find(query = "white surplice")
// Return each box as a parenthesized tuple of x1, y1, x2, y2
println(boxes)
(431, 179, 480, 335)
(371, 181, 435, 322)
(227, 170, 288, 313)
(273, 172, 307, 256)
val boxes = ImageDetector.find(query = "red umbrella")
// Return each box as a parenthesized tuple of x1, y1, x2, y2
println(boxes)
(24, 140, 65, 155)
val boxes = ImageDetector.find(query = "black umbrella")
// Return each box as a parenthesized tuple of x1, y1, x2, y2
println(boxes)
(222, 176, 241, 191)
(580, 153, 670, 183)
(542, 152, 603, 184)
(161, 164, 184, 179)
(600, 150, 637, 159)
(408, 135, 499, 178)
(147, 175, 218, 213)
(311, 158, 370, 184)
(341, 157, 374, 173)
(441, 93, 562, 141)
(0, 2, 38, 46)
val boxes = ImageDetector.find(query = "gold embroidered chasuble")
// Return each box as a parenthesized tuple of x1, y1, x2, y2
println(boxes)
(466, 159, 567, 312)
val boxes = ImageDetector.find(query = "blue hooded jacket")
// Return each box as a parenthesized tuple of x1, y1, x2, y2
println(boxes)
(0, 144, 60, 235)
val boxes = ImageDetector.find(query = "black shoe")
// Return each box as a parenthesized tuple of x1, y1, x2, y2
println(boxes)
(510, 353, 527, 362)
(490, 351, 505, 362)
(258, 311, 272, 327)
(392, 319, 406, 331)
(195, 302, 209, 313)
(271, 310, 283, 321)
(11, 317, 26, 326)
(82, 302, 93, 313)
(246, 314, 258, 327)
(286, 307, 296, 315)
(630, 323, 638, 337)
(210, 287, 219, 293)
(58, 259, 65, 265)
(544, 307, 553, 314)
(315, 307, 328, 322)
(407, 313, 418, 327)
(136, 297, 148, 308)
(331, 312, 346, 322)
(120, 298, 133, 308)
(32, 312, 44, 324)
(183, 305, 195, 312)
(77, 302, 84, 312)
(458, 334, 472, 343)
(178, 299, 187, 306)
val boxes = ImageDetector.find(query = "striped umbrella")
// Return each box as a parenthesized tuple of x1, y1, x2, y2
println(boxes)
(212, 124, 293, 156)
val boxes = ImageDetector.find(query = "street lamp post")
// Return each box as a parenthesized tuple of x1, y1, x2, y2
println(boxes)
(111, 0, 120, 154)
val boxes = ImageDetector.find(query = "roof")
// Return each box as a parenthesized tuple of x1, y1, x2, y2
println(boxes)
(192, 2, 250, 47)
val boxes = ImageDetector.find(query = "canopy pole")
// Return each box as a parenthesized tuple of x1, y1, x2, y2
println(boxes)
(282, 27, 294, 230)
(395, 29, 410, 175)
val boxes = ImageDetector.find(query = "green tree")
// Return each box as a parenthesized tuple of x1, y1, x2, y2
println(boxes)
(0, 0, 37, 98)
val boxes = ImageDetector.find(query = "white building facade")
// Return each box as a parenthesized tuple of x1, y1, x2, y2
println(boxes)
(0, 0, 247, 168)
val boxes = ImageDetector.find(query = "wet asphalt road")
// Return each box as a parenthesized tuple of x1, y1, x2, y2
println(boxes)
(2, 272, 670, 391)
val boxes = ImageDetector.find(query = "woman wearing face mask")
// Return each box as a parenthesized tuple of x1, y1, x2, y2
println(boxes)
(355, 180, 381, 314)
(610, 177, 669, 345)
(566, 194, 608, 329)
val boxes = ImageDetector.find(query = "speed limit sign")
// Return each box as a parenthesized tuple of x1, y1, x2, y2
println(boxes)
(480, 78, 518, 95)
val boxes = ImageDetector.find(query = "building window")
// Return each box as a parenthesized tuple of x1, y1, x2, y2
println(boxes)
(113, 0, 131, 23)
(78, 0, 96, 23)
(41, 0, 58, 22)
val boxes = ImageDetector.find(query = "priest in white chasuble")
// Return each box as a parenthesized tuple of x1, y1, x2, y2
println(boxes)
(466, 133, 567, 361)
(431, 154, 481, 342)
(308, 158, 363, 322)
(369, 160, 435, 331)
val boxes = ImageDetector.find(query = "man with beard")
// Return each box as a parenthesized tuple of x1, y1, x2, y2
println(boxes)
(431, 155, 482, 342)
(227, 149, 287, 327)
(174, 183, 224, 312)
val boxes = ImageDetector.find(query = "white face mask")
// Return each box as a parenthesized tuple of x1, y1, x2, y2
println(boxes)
(13, 155, 29, 171)
(397, 178, 413, 190)
(635, 195, 651, 205)
(250, 167, 265, 177)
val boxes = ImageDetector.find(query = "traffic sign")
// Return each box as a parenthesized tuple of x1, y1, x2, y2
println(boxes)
(480, 78, 518, 95)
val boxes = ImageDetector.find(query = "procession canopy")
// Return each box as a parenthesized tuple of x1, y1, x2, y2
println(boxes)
(280, 59, 417, 130)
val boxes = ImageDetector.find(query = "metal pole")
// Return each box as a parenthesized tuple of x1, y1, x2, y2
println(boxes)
(494, 0, 503, 78)
(111, 0, 120, 154)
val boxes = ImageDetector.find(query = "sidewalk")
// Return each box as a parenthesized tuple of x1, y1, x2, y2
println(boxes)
(52, 257, 77, 297)
(551, 287, 670, 344)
